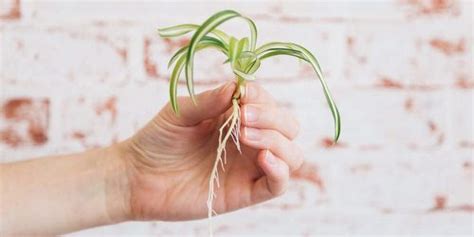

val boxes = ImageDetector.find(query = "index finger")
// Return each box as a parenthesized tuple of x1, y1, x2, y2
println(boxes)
(240, 82, 277, 106)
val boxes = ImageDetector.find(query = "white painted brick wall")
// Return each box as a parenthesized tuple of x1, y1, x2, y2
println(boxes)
(1, 0, 472, 236)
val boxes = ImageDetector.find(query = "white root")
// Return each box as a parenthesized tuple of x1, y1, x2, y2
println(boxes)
(207, 98, 242, 237)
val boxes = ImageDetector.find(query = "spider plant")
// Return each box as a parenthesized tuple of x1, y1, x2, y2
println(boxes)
(158, 9, 340, 235)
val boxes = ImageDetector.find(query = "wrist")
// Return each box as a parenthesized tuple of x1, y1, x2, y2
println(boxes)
(102, 142, 133, 223)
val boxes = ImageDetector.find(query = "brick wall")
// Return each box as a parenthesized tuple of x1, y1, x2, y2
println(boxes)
(1, 0, 472, 235)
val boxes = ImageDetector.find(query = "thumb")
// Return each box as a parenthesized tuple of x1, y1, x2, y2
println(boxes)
(169, 81, 237, 126)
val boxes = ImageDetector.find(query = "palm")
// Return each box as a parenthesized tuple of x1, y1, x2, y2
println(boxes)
(128, 109, 263, 221)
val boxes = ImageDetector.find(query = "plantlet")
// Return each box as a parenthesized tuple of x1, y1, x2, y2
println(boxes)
(158, 9, 341, 235)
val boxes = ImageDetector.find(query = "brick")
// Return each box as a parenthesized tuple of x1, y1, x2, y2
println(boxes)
(23, 1, 472, 23)
(53, 79, 169, 151)
(58, 93, 140, 150)
(0, 0, 20, 20)
(0, 25, 129, 86)
(344, 20, 472, 87)
(60, 95, 119, 149)
(21, 1, 266, 22)
(397, 0, 470, 19)
(0, 97, 49, 147)
(21, 1, 342, 22)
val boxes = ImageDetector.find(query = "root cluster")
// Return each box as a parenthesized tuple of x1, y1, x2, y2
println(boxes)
(207, 98, 242, 236)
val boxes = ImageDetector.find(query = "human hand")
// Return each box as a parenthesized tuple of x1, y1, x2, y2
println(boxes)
(116, 81, 303, 221)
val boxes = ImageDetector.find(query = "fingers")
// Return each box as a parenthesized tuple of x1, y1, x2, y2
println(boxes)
(240, 82, 277, 106)
(240, 82, 300, 140)
(251, 150, 290, 203)
(241, 104, 300, 140)
(241, 127, 304, 172)
(164, 82, 236, 126)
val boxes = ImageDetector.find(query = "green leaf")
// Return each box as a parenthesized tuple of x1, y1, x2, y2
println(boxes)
(258, 48, 308, 62)
(290, 43, 341, 141)
(242, 17, 257, 51)
(228, 37, 249, 70)
(255, 42, 294, 54)
(158, 24, 231, 43)
(160, 11, 340, 142)
(168, 45, 188, 69)
(168, 37, 229, 113)
(239, 51, 260, 73)
(228, 36, 239, 66)
(158, 24, 197, 37)
(236, 38, 250, 68)
(233, 68, 256, 81)
(245, 58, 260, 74)
(236, 37, 249, 58)
(167, 36, 227, 68)
(169, 54, 187, 114)
(185, 10, 241, 103)
(256, 42, 340, 141)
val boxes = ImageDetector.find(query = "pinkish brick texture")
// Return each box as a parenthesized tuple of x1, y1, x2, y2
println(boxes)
(0, 0, 21, 20)
(1, 0, 472, 236)
(0, 98, 49, 147)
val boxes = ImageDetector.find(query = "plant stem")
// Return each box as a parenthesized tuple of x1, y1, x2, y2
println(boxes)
(233, 77, 246, 100)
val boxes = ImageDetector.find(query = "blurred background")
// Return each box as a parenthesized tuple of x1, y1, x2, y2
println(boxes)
(1, 0, 472, 236)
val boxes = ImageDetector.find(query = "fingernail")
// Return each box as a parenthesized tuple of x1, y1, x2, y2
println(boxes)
(244, 105, 258, 122)
(245, 127, 261, 141)
(240, 83, 247, 100)
(265, 151, 277, 165)
(245, 84, 255, 101)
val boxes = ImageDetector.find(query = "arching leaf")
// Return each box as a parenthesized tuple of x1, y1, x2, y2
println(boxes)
(167, 36, 228, 68)
(290, 43, 341, 141)
(169, 54, 186, 114)
(258, 48, 308, 62)
(169, 40, 229, 113)
(185, 10, 242, 103)
(158, 24, 230, 43)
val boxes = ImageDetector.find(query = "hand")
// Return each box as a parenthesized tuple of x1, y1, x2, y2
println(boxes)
(117, 81, 303, 221)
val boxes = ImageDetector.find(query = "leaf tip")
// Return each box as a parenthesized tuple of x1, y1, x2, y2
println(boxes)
(334, 130, 341, 143)
(190, 93, 198, 106)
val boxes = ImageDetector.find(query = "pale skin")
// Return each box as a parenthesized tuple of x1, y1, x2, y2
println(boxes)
(0, 82, 303, 235)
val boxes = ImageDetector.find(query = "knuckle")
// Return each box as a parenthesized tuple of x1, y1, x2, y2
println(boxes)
(277, 108, 299, 140)
(267, 129, 283, 148)
(269, 180, 288, 197)
(258, 106, 275, 127)
(285, 111, 300, 139)
(294, 147, 304, 170)
(266, 94, 278, 107)
(273, 167, 290, 196)
(291, 118, 301, 139)
(286, 144, 304, 172)
(272, 186, 287, 197)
